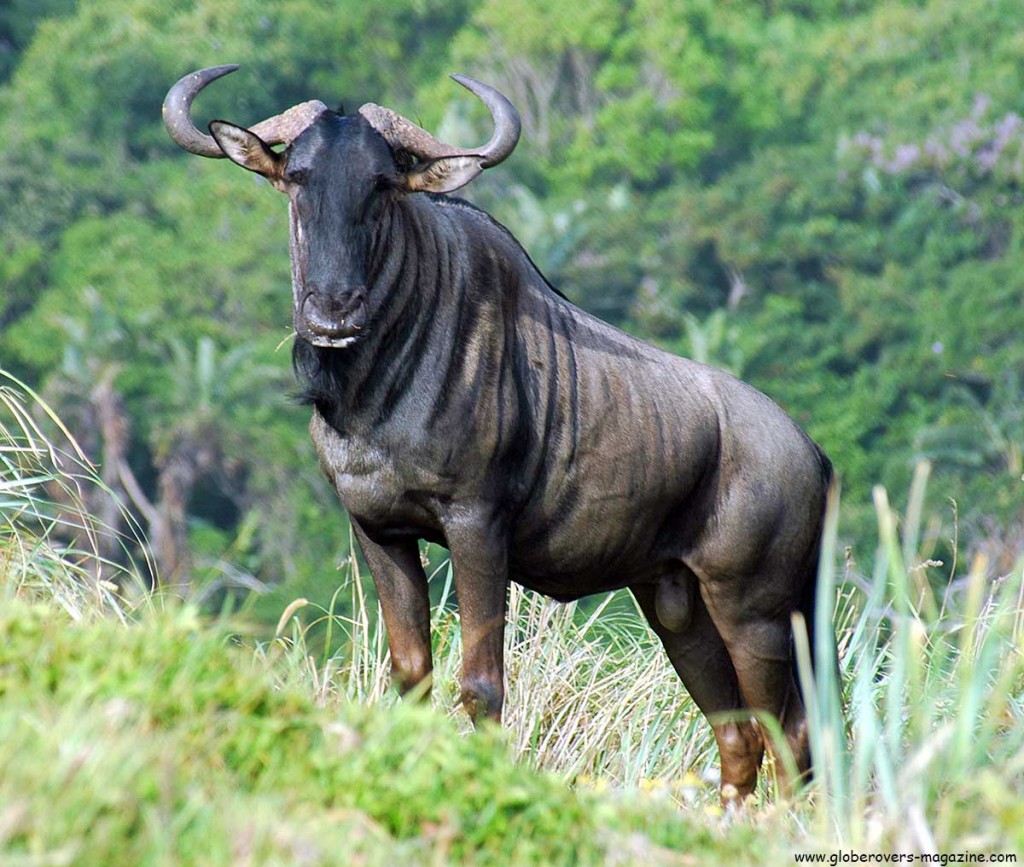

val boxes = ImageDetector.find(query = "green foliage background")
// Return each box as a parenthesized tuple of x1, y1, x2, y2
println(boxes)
(2, 0, 1022, 602)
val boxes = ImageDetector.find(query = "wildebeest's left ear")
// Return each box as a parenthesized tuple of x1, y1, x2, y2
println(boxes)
(399, 155, 485, 194)
(209, 120, 284, 182)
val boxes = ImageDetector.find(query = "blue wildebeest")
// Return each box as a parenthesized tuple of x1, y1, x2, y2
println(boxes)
(163, 66, 834, 802)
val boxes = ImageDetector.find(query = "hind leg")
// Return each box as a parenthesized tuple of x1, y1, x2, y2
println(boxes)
(631, 580, 764, 804)
(699, 582, 810, 795)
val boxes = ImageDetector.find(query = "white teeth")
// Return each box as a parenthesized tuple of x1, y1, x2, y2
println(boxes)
(301, 331, 360, 349)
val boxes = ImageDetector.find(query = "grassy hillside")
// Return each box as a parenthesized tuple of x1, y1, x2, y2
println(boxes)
(2, 374, 1023, 863)
(0, 599, 771, 865)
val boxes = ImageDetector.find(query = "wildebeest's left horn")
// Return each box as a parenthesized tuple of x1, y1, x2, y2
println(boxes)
(163, 65, 327, 158)
(360, 74, 521, 170)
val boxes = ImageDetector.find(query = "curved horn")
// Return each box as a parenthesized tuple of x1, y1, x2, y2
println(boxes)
(450, 74, 521, 168)
(163, 65, 328, 158)
(359, 73, 521, 168)
(163, 65, 240, 157)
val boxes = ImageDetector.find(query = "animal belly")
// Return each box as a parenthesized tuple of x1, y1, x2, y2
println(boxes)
(509, 507, 659, 600)
(510, 562, 633, 601)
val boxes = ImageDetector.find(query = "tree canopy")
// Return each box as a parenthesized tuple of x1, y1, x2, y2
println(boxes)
(2, 0, 1021, 596)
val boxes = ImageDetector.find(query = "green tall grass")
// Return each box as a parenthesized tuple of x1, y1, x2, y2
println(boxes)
(2, 370, 1022, 860)
(0, 368, 150, 619)
(270, 464, 1024, 856)
(264, 556, 717, 795)
(798, 463, 1024, 855)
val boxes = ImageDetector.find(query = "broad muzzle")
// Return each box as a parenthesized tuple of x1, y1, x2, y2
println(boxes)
(296, 289, 367, 347)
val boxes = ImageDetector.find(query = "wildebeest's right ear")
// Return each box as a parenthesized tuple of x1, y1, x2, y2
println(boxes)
(209, 120, 283, 181)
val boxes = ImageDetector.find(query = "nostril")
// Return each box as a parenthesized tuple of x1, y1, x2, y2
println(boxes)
(302, 293, 344, 337)
(299, 288, 368, 340)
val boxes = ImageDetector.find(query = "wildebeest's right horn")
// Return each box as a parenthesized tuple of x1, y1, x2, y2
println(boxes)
(163, 65, 327, 158)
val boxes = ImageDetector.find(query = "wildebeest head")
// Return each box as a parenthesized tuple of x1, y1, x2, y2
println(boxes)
(163, 66, 521, 347)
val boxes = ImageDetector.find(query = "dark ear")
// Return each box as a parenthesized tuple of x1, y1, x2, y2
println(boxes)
(400, 155, 484, 194)
(209, 120, 283, 180)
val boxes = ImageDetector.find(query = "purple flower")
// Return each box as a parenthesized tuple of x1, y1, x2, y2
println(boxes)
(885, 143, 921, 174)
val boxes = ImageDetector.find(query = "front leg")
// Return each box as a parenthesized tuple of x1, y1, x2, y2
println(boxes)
(352, 524, 432, 698)
(444, 508, 509, 724)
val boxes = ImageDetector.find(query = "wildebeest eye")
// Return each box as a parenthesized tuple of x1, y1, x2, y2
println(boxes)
(393, 149, 418, 174)
(285, 167, 309, 185)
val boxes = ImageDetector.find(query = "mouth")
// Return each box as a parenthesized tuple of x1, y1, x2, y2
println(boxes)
(297, 329, 363, 349)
